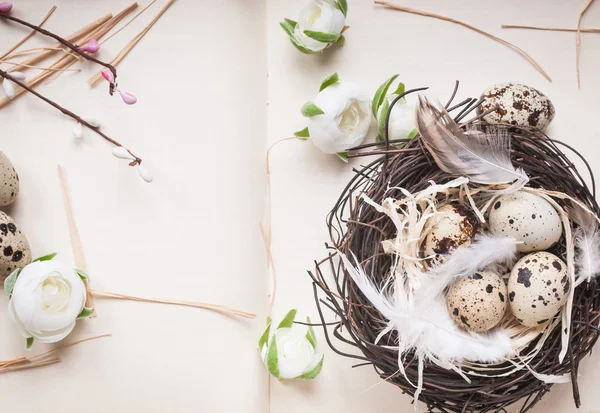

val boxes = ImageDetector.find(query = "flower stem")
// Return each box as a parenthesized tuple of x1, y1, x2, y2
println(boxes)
(0, 11, 118, 94)
(0, 69, 142, 165)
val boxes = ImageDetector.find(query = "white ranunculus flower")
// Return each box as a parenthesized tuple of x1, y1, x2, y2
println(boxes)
(296, 74, 372, 156)
(373, 74, 418, 142)
(6, 259, 89, 345)
(281, 0, 347, 54)
(259, 310, 324, 380)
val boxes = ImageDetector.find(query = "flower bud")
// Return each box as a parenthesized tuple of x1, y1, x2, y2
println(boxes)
(79, 39, 101, 54)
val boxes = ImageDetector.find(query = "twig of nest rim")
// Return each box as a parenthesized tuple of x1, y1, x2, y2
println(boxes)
(0, 69, 142, 165)
(0, 11, 118, 94)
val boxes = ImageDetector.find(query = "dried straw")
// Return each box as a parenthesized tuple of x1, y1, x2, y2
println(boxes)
(576, 0, 596, 88)
(502, 24, 600, 34)
(0, 5, 57, 60)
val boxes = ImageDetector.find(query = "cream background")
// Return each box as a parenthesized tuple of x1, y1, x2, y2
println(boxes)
(1, 0, 599, 412)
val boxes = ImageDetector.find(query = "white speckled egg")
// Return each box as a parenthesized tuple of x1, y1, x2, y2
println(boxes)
(508, 252, 569, 327)
(478, 83, 555, 130)
(0, 211, 32, 277)
(489, 191, 562, 252)
(0, 152, 19, 206)
(423, 204, 479, 264)
(446, 270, 508, 332)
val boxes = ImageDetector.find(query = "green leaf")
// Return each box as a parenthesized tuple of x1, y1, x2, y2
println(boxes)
(299, 355, 324, 380)
(75, 268, 89, 281)
(336, 34, 345, 47)
(306, 317, 317, 349)
(337, 0, 348, 16)
(258, 317, 272, 350)
(372, 74, 398, 117)
(266, 335, 280, 378)
(4, 268, 19, 298)
(301, 102, 324, 117)
(32, 252, 57, 262)
(336, 152, 349, 163)
(294, 127, 310, 140)
(407, 128, 418, 139)
(277, 309, 297, 329)
(77, 307, 95, 319)
(26, 337, 34, 350)
(280, 22, 314, 54)
(283, 18, 297, 30)
(377, 97, 390, 142)
(392, 82, 405, 97)
(303, 30, 340, 43)
(319, 72, 339, 92)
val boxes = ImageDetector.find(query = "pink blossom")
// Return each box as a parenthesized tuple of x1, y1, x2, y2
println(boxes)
(0, 2, 13, 13)
(79, 39, 100, 53)
(101, 69, 114, 83)
(118, 90, 137, 105)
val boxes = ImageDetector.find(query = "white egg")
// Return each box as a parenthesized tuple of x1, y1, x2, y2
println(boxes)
(489, 191, 562, 252)
(0, 152, 19, 206)
(508, 251, 569, 328)
(446, 270, 508, 333)
(0, 211, 32, 277)
(423, 204, 479, 264)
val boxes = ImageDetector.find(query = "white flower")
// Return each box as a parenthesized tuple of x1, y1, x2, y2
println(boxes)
(296, 74, 372, 155)
(281, 0, 347, 54)
(373, 74, 417, 142)
(259, 310, 324, 380)
(5, 259, 90, 346)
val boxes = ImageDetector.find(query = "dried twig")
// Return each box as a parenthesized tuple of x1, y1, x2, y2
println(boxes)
(101, 0, 157, 45)
(502, 24, 600, 34)
(576, 0, 596, 88)
(0, 5, 57, 60)
(89, 0, 176, 87)
(374, 0, 552, 82)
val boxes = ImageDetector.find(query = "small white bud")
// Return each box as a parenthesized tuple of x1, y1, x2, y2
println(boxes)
(112, 147, 135, 161)
(82, 116, 101, 128)
(137, 165, 153, 183)
(10, 72, 26, 81)
(72, 122, 83, 139)
(2, 80, 15, 99)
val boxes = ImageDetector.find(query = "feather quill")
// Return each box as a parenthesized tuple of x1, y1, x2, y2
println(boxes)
(570, 205, 600, 283)
(415, 97, 529, 192)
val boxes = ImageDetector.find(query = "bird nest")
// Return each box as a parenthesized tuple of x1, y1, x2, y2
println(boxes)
(308, 85, 600, 412)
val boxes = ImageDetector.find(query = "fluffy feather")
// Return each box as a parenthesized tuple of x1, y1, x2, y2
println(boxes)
(570, 205, 600, 282)
(415, 97, 529, 191)
(339, 250, 513, 363)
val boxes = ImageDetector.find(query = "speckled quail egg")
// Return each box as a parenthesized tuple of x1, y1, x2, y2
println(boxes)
(423, 204, 479, 264)
(0, 152, 19, 206)
(489, 191, 562, 252)
(446, 270, 508, 333)
(508, 252, 569, 328)
(0, 211, 32, 277)
(478, 83, 555, 130)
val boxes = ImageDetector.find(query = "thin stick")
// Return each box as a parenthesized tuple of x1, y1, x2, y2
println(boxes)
(57, 165, 95, 316)
(4, 47, 81, 60)
(0, 358, 61, 373)
(0, 60, 80, 72)
(576, 0, 595, 88)
(101, 0, 157, 45)
(88, 0, 176, 87)
(502, 24, 600, 34)
(89, 289, 256, 319)
(0, 10, 118, 88)
(6, 13, 112, 74)
(374, 1, 552, 82)
(0, 5, 57, 60)
(27, 333, 112, 361)
(0, 69, 143, 164)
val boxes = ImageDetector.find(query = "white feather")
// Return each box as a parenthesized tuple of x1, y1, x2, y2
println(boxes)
(339, 250, 513, 363)
(570, 205, 600, 283)
(415, 97, 529, 191)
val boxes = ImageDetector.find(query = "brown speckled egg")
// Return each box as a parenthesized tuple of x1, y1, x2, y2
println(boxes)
(446, 270, 508, 333)
(478, 83, 555, 130)
(0, 152, 19, 206)
(508, 252, 569, 328)
(423, 204, 479, 264)
(489, 191, 562, 252)
(0, 211, 32, 277)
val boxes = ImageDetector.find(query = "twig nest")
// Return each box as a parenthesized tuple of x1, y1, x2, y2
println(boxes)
(489, 191, 562, 252)
(0, 211, 31, 277)
(446, 270, 508, 332)
(478, 83, 555, 130)
(0, 152, 19, 206)
(508, 252, 569, 327)
(423, 204, 479, 264)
